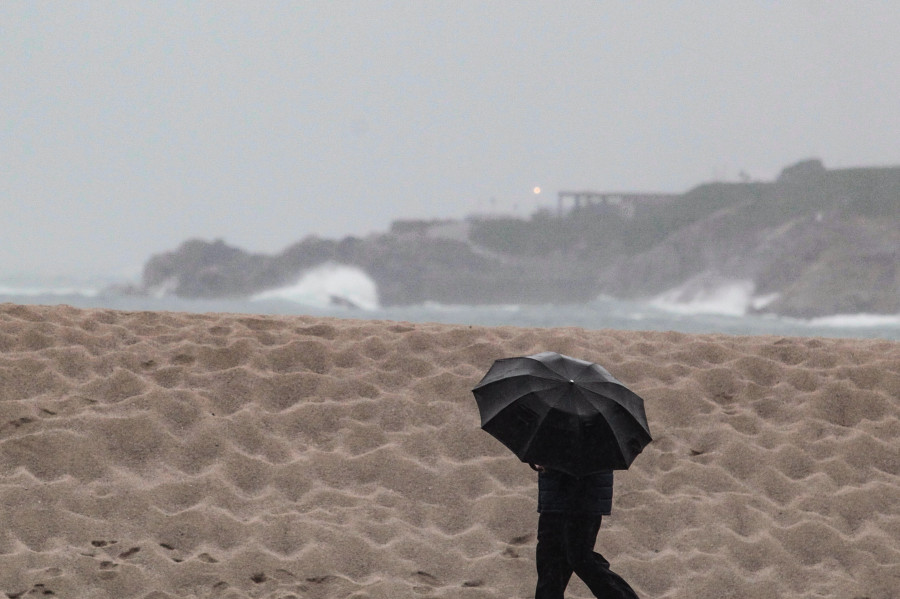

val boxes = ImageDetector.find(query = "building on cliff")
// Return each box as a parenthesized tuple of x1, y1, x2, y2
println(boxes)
(556, 190, 678, 219)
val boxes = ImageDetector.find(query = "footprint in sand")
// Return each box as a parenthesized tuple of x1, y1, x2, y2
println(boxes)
(414, 570, 440, 586)
(5, 417, 35, 430)
(7, 583, 56, 597)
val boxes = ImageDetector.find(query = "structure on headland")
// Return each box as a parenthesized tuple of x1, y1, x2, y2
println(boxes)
(556, 190, 677, 219)
(557, 159, 900, 220)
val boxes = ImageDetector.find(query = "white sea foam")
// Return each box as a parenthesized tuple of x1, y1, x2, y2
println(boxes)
(3, 274, 898, 340)
(0, 284, 100, 297)
(809, 313, 900, 328)
(649, 279, 758, 316)
(252, 263, 379, 310)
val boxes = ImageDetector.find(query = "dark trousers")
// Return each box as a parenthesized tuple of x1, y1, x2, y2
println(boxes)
(535, 512, 639, 599)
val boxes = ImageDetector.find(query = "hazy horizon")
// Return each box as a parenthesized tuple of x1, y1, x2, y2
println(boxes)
(4, 2, 899, 280)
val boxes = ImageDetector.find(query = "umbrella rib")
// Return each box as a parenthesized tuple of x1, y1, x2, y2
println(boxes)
(577, 381, 650, 434)
(476, 372, 564, 387)
(473, 375, 564, 408)
(473, 378, 565, 425)
(518, 411, 549, 465)
(593, 399, 653, 458)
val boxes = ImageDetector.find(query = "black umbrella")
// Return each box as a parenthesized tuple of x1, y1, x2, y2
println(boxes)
(472, 351, 651, 476)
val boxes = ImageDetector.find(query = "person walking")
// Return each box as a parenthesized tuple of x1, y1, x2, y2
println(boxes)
(532, 464, 639, 599)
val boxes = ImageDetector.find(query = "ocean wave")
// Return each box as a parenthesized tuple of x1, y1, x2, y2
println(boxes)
(0, 284, 100, 297)
(3, 275, 898, 340)
(809, 313, 900, 328)
(251, 263, 380, 311)
(649, 279, 758, 316)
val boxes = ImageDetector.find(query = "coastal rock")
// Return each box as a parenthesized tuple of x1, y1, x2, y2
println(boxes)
(596, 210, 900, 318)
(143, 233, 599, 308)
(137, 160, 900, 318)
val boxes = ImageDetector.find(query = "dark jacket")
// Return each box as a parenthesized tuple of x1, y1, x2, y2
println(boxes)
(537, 468, 614, 516)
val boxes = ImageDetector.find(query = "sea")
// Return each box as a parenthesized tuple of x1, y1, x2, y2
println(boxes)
(2, 265, 899, 341)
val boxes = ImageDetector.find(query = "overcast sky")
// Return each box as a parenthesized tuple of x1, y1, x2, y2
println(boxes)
(3, 2, 899, 280)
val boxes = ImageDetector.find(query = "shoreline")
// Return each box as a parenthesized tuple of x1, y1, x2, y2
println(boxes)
(3, 294, 900, 343)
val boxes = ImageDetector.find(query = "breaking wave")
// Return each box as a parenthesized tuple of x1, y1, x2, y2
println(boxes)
(809, 313, 900, 328)
(251, 263, 379, 310)
(649, 277, 779, 317)
(2, 273, 898, 340)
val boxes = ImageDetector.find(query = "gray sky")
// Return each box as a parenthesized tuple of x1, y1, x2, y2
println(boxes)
(3, 2, 899, 280)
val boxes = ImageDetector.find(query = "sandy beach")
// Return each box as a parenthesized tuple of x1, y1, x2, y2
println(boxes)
(0, 302, 897, 598)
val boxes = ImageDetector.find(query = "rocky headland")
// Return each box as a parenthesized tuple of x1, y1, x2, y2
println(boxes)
(135, 160, 900, 318)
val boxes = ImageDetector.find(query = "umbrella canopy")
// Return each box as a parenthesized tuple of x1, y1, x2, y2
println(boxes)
(472, 351, 652, 476)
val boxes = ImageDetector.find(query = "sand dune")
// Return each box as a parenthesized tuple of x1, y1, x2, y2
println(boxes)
(0, 303, 897, 598)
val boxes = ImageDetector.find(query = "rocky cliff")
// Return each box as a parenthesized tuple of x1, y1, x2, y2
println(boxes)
(138, 160, 900, 318)
(141, 232, 601, 308)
